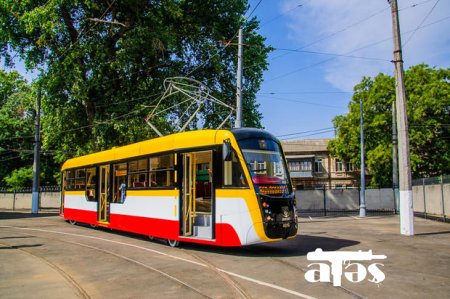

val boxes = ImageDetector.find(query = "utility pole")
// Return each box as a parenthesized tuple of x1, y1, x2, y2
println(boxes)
(389, 0, 414, 235)
(235, 28, 243, 129)
(31, 83, 42, 215)
(359, 97, 366, 217)
(392, 101, 400, 214)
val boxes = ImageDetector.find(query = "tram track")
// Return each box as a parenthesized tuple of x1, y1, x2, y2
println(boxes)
(0, 230, 213, 299)
(0, 241, 91, 299)
(1, 224, 318, 299)
(185, 250, 253, 299)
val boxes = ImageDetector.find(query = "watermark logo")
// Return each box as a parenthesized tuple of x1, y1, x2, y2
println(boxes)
(305, 249, 387, 286)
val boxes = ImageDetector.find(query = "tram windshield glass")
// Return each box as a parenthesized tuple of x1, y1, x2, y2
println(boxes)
(238, 138, 292, 196)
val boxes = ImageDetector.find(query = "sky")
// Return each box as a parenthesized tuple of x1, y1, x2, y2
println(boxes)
(247, 0, 450, 139)
(8, 0, 450, 141)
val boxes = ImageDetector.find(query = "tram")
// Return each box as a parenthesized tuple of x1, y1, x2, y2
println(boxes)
(60, 128, 298, 247)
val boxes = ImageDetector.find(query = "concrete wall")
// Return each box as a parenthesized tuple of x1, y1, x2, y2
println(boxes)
(0, 192, 60, 210)
(365, 189, 395, 210)
(412, 183, 449, 218)
(326, 189, 359, 210)
(296, 188, 394, 211)
(412, 185, 425, 213)
(296, 184, 448, 217)
(297, 190, 324, 210)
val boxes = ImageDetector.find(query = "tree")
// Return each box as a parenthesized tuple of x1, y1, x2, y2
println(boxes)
(329, 64, 450, 187)
(0, 70, 35, 187)
(1, 0, 270, 173)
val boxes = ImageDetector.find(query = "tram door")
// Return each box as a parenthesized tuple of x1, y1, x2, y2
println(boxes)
(181, 151, 213, 239)
(99, 165, 110, 223)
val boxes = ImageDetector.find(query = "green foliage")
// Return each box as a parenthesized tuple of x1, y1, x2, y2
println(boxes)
(4, 166, 33, 189)
(0, 70, 35, 186)
(329, 64, 450, 187)
(1, 0, 270, 185)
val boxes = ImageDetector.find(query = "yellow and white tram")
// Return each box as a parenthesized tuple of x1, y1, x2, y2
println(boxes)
(60, 128, 298, 247)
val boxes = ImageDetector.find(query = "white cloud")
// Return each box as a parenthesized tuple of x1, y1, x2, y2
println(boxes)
(281, 0, 450, 91)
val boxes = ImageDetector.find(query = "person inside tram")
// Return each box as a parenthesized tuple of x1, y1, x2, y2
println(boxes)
(120, 180, 127, 203)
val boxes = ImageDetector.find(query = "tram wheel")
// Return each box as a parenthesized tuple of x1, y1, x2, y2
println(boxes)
(90, 224, 97, 228)
(68, 220, 77, 225)
(167, 239, 180, 248)
(148, 236, 154, 240)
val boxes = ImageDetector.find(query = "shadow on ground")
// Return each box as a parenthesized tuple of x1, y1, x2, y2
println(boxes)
(180, 234, 360, 257)
(0, 210, 59, 220)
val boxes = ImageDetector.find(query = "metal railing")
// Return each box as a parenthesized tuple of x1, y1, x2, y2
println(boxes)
(0, 186, 60, 193)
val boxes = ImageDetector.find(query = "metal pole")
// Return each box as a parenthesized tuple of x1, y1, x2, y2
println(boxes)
(359, 97, 366, 217)
(392, 102, 400, 214)
(31, 83, 42, 214)
(441, 175, 446, 222)
(235, 28, 243, 128)
(390, 0, 414, 235)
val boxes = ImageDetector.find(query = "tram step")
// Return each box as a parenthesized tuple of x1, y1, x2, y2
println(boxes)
(193, 225, 212, 238)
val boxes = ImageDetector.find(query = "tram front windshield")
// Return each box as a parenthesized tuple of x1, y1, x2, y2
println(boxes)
(238, 138, 292, 196)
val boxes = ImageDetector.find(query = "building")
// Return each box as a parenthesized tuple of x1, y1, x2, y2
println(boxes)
(281, 139, 364, 190)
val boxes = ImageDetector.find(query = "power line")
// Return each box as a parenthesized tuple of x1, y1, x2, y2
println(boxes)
(258, 95, 345, 109)
(258, 91, 352, 95)
(272, 48, 391, 62)
(184, 2, 259, 78)
(247, 0, 263, 19)
(0, 152, 33, 162)
(278, 129, 336, 140)
(270, 0, 435, 62)
(403, 0, 440, 47)
(55, 0, 117, 63)
(270, 5, 391, 61)
(277, 127, 334, 138)
(265, 14, 450, 82)
(259, 0, 308, 28)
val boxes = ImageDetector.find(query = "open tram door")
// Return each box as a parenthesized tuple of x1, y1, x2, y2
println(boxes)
(181, 150, 214, 239)
(98, 165, 111, 224)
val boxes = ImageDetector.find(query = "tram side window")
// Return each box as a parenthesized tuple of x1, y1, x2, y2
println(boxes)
(149, 154, 174, 187)
(223, 151, 248, 187)
(86, 167, 97, 201)
(65, 168, 86, 191)
(128, 159, 148, 188)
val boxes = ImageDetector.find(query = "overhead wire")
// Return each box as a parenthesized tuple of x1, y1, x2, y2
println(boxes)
(247, 0, 263, 19)
(268, 0, 436, 62)
(269, 5, 391, 62)
(259, 0, 308, 28)
(278, 128, 336, 140)
(271, 48, 391, 62)
(258, 91, 352, 95)
(54, 0, 117, 63)
(265, 14, 450, 82)
(277, 127, 334, 138)
(184, 0, 264, 78)
(402, 0, 440, 48)
(258, 95, 345, 109)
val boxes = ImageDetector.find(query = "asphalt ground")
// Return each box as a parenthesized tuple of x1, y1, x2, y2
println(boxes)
(0, 211, 448, 299)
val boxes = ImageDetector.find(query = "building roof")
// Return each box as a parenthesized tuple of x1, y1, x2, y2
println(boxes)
(281, 139, 332, 153)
